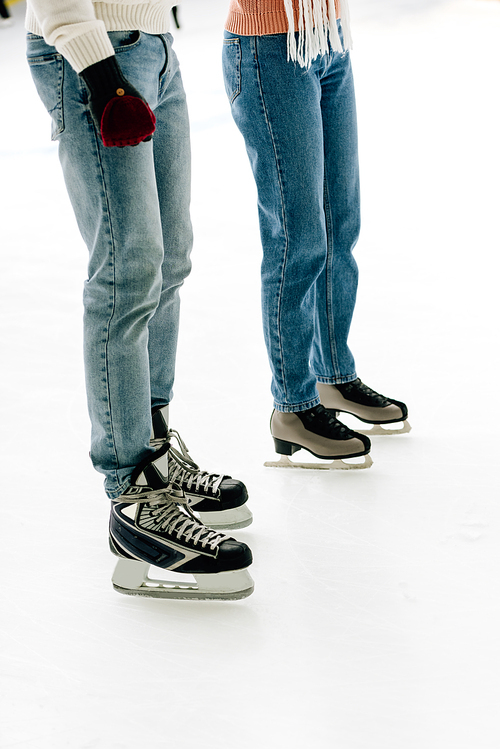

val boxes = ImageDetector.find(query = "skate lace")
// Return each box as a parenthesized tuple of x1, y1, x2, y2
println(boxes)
(343, 379, 390, 406)
(146, 494, 229, 550)
(354, 380, 376, 397)
(167, 428, 224, 496)
(313, 404, 352, 437)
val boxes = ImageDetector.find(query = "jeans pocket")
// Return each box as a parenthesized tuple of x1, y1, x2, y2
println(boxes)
(109, 29, 142, 54)
(222, 38, 241, 104)
(27, 53, 64, 140)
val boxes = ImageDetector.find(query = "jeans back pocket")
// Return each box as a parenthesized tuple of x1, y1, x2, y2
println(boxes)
(222, 38, 241, 104)
(27, 49, 65, 140)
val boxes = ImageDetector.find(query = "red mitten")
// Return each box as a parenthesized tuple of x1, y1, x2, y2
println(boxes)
(80, 56, 156, 148)
(100, 92, 156, 147)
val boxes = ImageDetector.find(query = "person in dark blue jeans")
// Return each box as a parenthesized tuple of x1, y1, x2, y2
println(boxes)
(223, 7, 410, 469)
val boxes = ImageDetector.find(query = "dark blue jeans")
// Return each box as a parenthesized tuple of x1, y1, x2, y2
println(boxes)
(223, 26, 360, 412)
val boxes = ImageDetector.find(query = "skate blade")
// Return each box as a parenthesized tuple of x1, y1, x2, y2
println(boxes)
(264, 454, 373, 470)
(112, 558, 254, 601)
(198, 505, 253, 531)
(355, 420, 412, 436)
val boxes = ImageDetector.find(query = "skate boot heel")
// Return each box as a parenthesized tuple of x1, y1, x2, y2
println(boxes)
(273, 438, 300, 456)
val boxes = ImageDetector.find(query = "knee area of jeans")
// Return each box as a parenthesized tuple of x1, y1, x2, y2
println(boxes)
(115, 273, 163, 309)
(84, 258, 163, 303)
(168, 257, 192, 286)
(159, 242, 192, 282)
(119, 249, 164, 284)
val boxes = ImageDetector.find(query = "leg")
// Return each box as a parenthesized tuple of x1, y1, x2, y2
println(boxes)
(224, 31, 329, 412)
(312, 41, 360, 383)
(148, 34, 193, 410)
(312, 34, 409, 432)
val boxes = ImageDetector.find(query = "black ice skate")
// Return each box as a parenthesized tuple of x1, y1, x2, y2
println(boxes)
(265, 405, 372, 470)
(317, 379, 411, 435)
(109, 443, 254, 600)
(150, 405, 252, 530)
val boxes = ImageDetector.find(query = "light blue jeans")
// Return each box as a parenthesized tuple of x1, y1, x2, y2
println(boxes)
(223, 27, 360, 412)
(27, 31, 193, 498)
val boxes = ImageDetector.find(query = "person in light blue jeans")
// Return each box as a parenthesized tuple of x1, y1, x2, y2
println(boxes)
(25, 7, 254, 602)
(222, 20, 410, 466)
(27, 31, 193, 498)
(26, 27, 252, 523)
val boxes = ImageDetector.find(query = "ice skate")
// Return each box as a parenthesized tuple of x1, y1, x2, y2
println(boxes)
(317, 379, 411, 435)
(150, 405, 252, 530)
(264, 405, 372, 470)
(109, 443, 254, 600)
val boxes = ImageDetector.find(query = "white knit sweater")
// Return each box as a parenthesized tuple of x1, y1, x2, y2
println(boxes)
(25, 0, 176, 72)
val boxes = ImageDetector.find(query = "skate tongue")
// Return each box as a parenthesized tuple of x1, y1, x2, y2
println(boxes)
(167, 427, 190, 454)
(120, 504, 136, 520)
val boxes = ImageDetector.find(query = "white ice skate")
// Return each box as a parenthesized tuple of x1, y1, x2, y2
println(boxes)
(317, 380, 411, 436)
(264, 406, 373, 470)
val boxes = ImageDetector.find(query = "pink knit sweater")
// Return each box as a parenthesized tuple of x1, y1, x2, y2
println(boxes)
(225, 0, 341, 36)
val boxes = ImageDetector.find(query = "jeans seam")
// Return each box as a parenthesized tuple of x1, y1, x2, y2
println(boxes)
(254, 36, 290, 403)
(93, 132, 120, 475)
(57, 61, 66, 137)
(223, 38, 242, 103)
(322, 171, 341, 378)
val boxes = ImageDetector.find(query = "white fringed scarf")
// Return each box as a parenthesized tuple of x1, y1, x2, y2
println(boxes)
(284, 0, 353, 68)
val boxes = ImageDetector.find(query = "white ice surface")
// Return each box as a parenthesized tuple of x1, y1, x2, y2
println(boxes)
(1, 0, 499, 747)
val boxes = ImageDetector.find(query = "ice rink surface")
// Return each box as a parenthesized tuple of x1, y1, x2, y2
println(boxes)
(1, 0, 499, 746)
